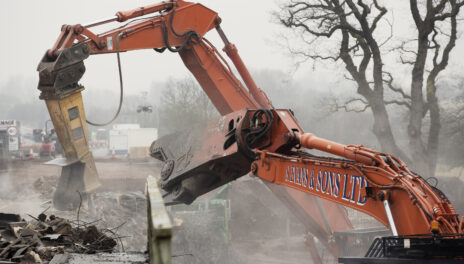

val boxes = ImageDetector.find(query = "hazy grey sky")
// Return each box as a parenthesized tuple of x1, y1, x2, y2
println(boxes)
(2, 0, 464, 99)
(0, 0, 300, 96)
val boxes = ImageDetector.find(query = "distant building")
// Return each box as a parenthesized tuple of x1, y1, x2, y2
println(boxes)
(109, 124, 158, 158)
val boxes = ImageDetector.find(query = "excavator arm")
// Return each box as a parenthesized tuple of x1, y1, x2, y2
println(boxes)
(160, 104, 463, 235)
(37, 0, 271, 208)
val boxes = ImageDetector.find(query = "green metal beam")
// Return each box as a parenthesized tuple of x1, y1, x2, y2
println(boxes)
(146, 175, 172, 264)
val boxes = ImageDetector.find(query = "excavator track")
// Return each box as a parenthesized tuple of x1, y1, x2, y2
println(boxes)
(340, 234, 464, 263)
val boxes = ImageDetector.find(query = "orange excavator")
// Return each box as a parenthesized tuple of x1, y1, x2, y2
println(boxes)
(37, 1, 464, 263)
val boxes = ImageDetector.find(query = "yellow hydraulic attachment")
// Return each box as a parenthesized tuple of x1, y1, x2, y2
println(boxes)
(37, 43, 100, 210)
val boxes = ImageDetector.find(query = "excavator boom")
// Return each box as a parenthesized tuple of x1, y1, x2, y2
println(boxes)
(37, 0, 268, 209)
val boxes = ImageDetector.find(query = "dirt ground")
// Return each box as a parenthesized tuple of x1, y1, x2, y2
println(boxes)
(0, 158, 317, 264)
(0, 159, 157, 214)
(0, 158, 159, 254)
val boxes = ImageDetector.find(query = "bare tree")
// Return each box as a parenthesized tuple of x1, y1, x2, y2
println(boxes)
(158, 76, 218, 133)
(277, 0, 464, 177)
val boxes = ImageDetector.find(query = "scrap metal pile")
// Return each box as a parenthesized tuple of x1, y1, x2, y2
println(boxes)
(0, 212, 117, 263)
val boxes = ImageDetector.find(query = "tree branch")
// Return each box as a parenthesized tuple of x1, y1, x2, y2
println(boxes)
(382, 71, 412, 100)
(370, 0, 388, 32)
(384, 99, 412, 109)
(410, 0, 423, 27)
(331, 97, 371, 113)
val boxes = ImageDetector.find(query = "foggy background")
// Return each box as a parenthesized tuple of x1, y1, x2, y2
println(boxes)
(1, 0, 463, 169)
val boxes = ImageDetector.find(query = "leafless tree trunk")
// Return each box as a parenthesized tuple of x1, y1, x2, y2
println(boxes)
(277, 0, 463, 177)
(407, 0, 461, 177)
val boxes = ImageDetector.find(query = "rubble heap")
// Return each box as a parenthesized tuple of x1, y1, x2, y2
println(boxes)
(0, 212, 117, 263)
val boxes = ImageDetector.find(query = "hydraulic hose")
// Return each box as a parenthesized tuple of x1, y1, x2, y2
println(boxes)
(88, 7, 198, 126)
(161, 8, 199, 53)
(86, 33, 124, 126)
